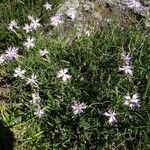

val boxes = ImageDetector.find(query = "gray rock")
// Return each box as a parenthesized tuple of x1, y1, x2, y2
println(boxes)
(140, 0, 150, 7)
(47, 0, 149, 38)
(48, 0, 119, 36)
(96, 0, 149, 16)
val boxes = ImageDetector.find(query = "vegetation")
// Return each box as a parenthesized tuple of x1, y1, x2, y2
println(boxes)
(0, 0, 150, 149)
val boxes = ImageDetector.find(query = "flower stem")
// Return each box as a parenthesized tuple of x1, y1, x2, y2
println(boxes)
(143, 79, 150, 100)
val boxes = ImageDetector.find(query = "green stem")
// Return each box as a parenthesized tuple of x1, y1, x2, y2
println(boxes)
(143, 79, 150, 100)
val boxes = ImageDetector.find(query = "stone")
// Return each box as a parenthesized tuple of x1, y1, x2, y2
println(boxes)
(46, 0, 149, 38)
(47, 0, 116, 35)
(96, 0, 149, 16)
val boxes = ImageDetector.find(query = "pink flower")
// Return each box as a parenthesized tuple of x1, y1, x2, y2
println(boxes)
(5, 46, 19, 60)
(34, 107, 44, 118)
(50, 15, 63, 27)
(124, 93, 141, 108)
(121, 52, 131, 65)
(119, 65, 133, 76)
(104, 110, 117, 124)
(72, 101, 86, 115)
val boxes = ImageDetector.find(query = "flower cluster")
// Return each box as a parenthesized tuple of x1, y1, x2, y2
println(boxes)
(0, 46, 19, 64)
(30, 93, 44, 118)
(103, 50, 142, 125)
(1, 2, 142, 125)
(103, 92, 141, 124)
(13, 65, 44, 117)
(3, 6, 75, 117)
(119, 52, 141, 107)
(6, 17, 43, 116)
(13, 66, 38, 86)
(102, 50, 141, 125)
(13, 66, 72, 117)
(119, 52, 133, 76)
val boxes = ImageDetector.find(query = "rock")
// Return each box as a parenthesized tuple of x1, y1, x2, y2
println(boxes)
(47, 0, 149, 38)
(96, 0, 149, 16)
(48, 0, 120, 36)
(140, 0, 150, 7)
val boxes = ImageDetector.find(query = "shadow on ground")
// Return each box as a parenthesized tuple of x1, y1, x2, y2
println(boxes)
(0, 120, 15, 150)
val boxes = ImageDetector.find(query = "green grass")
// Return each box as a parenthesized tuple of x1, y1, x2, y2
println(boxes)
(0, 0, 150, 149)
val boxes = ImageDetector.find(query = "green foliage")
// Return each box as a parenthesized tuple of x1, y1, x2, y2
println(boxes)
(0, 0, 150, 150)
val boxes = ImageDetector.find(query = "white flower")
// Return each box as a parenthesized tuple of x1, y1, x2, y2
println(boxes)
(34, 107, 44, 118)
(121, 52, 131, 65)
(8, 20, 19, 32)
(30, 93, 40, 104)
(50, 15, 63, 27)
(124, 0, 142, 9)
(104, 110, 117, 124)
(39, 49, 49, 56)
(30, 17, 41, 30)
(14, 66, 26, 78)
(66, 8, 76, 20)
(71, 101, 86, 115)
(43, 2, 52, 10)
(24, 36, 35, 49)
(27, 16, 41, 30)
(27, 15, 34, 21)
(124, 94, 134, 108)
(5, 46, 19, 60)
(124, 93, 140, 108)
(57, 68, 71, 82)
(26, 73, 38, 85)
(85, 30, 90, 37)
(23, 24, 33, 33)
(0, 54, 5, 64)
(131, 93, 140, 103)
(119, 65, 133, 76)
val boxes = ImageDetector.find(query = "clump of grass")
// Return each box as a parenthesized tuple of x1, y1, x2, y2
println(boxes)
(0, 0, 150, 149)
